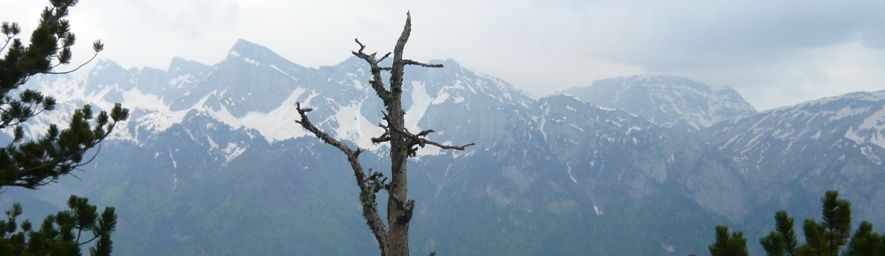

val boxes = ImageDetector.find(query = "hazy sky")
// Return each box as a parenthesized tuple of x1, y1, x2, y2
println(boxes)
(3, 0, 884, 110)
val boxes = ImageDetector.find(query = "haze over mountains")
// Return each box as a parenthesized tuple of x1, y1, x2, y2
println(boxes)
(3, 39, 884, 255)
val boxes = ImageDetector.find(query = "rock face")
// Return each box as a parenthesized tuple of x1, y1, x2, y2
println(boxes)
(5, 39, 884, 255)
(701, 90, 885, 231)
(565, 75, 757, 131)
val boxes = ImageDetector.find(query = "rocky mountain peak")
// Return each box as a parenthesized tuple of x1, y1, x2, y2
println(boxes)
(565, 75, 756, 131)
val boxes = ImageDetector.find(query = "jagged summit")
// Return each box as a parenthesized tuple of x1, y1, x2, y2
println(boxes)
(223, 38, 306, 70)
(27, 40, 539, 147)
(168, 56, 209, 74)
(89, 59, 128, 76)
(227, 38, 277, 59)
(565, 74, 756, 131)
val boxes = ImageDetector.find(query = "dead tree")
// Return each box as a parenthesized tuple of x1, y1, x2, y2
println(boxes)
(295, 13, 473, 256)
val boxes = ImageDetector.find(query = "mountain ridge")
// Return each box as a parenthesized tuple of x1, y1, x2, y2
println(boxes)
(564, 74, 757, 131)
(7, 39, 885, 255)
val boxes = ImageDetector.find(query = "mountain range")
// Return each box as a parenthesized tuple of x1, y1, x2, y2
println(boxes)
(3, 39, 883, 255)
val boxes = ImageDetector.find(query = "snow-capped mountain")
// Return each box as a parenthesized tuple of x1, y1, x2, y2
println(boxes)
(702, 90, 885, 229)
(707, 90, 885, 155)
(564, 75, 757, 131)
(6, 39, 884, 255)
(28, 39, 537, 152)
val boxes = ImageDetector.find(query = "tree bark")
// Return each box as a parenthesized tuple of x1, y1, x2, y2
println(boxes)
(385, 13, 414, 256)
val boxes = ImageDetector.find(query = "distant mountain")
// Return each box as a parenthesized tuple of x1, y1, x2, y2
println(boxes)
(5, 39, 884, 255)
(564, 75, 756, 131)
(701, 90, 885, 236)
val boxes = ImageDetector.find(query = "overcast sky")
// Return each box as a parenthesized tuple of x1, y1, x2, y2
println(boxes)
(3, 0, 884, 110)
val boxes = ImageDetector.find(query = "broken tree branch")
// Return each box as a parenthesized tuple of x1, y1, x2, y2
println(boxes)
(351, 39, 392, 103)
(294, 102, 390, 251)
(403, 59, 443, 68)
(378, 52, 392, 63)
(390, 126, 475, 151)
(389, 12, 412, 94)
(371, 130, 391, 144)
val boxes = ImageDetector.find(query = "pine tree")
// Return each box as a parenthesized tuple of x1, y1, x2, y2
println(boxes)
(760, 211, 799, 256)
(0, 196, 117, 255)
(295, 13, 472, 256)
(844, 221, 884, 256)
(795, 191, 852, 256)
(752, 191, 885, 256)
(710, 225, 749, 256)
(0, 0, 128, 255)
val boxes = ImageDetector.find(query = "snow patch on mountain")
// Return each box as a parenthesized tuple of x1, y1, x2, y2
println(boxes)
(236, 88, 313, 142)
(706, 89, 885, 170)
(852, 104, 885, 148)
(406, 81, 431, 131)
(269, 64, 297, 81)
(124, 88, 189, 132)
(223, 142, 247, 162)
(333, 101, 383, 151)
(168, 74, 197, 88)
(566, 163, 578, 184)
(781, 90, 885, 149)
(829, 106, 870, 121)
(243, 57, 260, 66)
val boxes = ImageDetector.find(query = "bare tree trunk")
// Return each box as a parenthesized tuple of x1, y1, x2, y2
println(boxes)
(387, 100, 410, 255)
(386, 16, 415, 255)
(295, 13, 474, 256)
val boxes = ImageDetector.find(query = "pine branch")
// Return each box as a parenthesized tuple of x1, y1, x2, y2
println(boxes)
(76, 234, 100, 246)
(18, 118, 119, 174)
(46, 51, 98, 75)
(0, 37, 11, 54)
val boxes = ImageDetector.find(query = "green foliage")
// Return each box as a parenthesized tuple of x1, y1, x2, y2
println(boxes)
(710, 225, 749, 256)
(760, 211, 798, 256)
(0, 103, 128, 188)
(820, 191, 852, 254)
(0, 195, 116, 256)
(0, 0, 128, 190)
(0, 0, 128, 255)
(844, 221, 884, 256)
(718, 191, 885, 256)
(791, 191, 852, 256)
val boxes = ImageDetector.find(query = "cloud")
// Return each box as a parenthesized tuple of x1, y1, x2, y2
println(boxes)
(577, 0, 885, 69)
(576, 0, 885, 109)
(692, 42, 885, 109)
